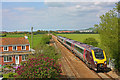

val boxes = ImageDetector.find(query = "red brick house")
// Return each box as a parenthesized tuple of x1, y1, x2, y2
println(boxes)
(0, 36, 32, 66)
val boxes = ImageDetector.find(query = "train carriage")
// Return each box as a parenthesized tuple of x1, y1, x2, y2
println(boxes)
(57, 36, 107, 71)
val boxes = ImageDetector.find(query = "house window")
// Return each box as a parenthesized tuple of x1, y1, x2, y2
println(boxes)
(22, 55, 26, 61)
(13, 46, 17, 50)
(21, 46, 26, 50)
(3, 46, 8, 51)
(4, 56, 12, 62)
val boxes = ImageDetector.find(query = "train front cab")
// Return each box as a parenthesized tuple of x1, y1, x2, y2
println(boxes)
(91, 49, 107, 71)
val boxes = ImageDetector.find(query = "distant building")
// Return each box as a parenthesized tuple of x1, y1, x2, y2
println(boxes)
(79, 30, 93, 32)
(0, 31, 7, 34)
(56, 30, 75, 33)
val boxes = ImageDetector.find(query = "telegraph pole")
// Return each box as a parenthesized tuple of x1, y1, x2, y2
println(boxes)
(48, 30, 50, 35)
(31, 27, 33, 49)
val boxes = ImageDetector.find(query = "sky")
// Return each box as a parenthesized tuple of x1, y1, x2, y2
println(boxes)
(1, 0, 118, 32)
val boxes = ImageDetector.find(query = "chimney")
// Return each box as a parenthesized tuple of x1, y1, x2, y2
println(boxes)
(24, 34, 28, 39)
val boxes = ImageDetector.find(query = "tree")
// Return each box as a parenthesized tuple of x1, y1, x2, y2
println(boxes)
(83, 37, 98, 47)
(94, 3, 119, 72)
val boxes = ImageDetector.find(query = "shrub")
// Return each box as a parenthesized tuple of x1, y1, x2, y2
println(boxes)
(83, 37, 98, 47)
(35, 43, 61, 61)
(16, 54, 62, 78)
(41, 35, 51, 44)
(5, 65, 13, 69)
(0, 73, 3, 77)
(49, 35, 52, 39)
(8, 72, 14, 77)
(52, 32, 57, 36)
(0, 34, 7, 37)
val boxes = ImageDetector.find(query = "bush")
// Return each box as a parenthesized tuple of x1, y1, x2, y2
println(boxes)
(49, 35, 52, 39)
(9, 72, 14, 77)
(0, 34, 7, 37)
(16, 54, 62, 78)
(35, 43, 61, 61)
(52, 33, 57, 36)
(83, 37, 98, 47)
(5, 65, 13, 69)
(0, 73, 3, 77)
(41, 35, 51, 44)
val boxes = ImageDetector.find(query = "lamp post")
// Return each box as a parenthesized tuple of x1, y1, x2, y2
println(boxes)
(31, 27, 33, 49)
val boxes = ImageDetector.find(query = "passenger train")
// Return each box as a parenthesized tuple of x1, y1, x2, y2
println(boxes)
(57, 36, 107, 71)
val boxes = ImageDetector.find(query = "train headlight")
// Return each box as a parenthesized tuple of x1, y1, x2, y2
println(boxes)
(104, 61, 107, 64)
(94, 61, 97, 64)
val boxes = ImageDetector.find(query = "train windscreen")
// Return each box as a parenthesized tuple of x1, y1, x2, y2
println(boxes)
(94, 49, 104, 59)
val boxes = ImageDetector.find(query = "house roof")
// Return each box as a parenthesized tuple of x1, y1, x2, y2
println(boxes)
(0, 37, 30, 46)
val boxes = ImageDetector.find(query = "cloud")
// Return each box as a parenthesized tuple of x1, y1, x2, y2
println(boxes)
(2, 0, 44, 2)
(2, 9, 10, 13)
(2, 2, 116, 31)
(14, 7, 34, 11)
(75, 5, 81, 8)
(0, 3, 2, 30)
(44, 2, 68, 7)
(94, 2, 102, 5)
(44, 0, 118, 2)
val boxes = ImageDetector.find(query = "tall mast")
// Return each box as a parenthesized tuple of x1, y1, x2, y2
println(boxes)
(31, 27, 33, 49)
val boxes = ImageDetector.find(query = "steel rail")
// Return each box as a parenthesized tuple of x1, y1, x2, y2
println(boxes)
(54, 37, 80, 80)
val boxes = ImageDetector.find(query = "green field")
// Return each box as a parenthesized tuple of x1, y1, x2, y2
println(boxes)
(2, 33, 101, 48)
(58, 34, 101, 47)
(3, 34, 43, 49)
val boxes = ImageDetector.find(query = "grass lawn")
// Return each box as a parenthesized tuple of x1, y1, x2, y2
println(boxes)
(3, 34, 43, 49)
(57, 34, 101, 47)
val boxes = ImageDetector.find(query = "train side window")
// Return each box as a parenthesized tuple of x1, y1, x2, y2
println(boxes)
(74, 45, 84, 54)
(60, 38, 62, 41)
(66, 41, 71, 46)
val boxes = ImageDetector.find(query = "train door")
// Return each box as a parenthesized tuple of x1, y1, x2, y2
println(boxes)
(87, 51, 92, 63)
(71, 43, 74, 50)
(89, 52, 95, 69)
(83, 49, 86, 59)
(73, 44, 75, 51)
(71, 43, 75, 53)
(83, 49, 87, 62)
(71, 43, 72, 51)
(85, 51, 93, 69)
(64, 39, 66, 45)
(85, 50, 91, 63)
(83, 49, 86, 61)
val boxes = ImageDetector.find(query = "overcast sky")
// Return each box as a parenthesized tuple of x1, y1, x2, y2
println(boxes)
(1, 1, 117, 31)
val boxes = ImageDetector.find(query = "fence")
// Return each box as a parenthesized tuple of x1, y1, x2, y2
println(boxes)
(109, 58, 115, 70)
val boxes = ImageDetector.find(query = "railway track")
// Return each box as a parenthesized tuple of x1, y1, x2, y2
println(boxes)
(53, 38, 80, 79)
(98, 72, 116, 80)
(52, 35, 117, 80)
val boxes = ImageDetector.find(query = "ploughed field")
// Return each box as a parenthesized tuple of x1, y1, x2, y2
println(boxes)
(58, 34, 101, 47)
